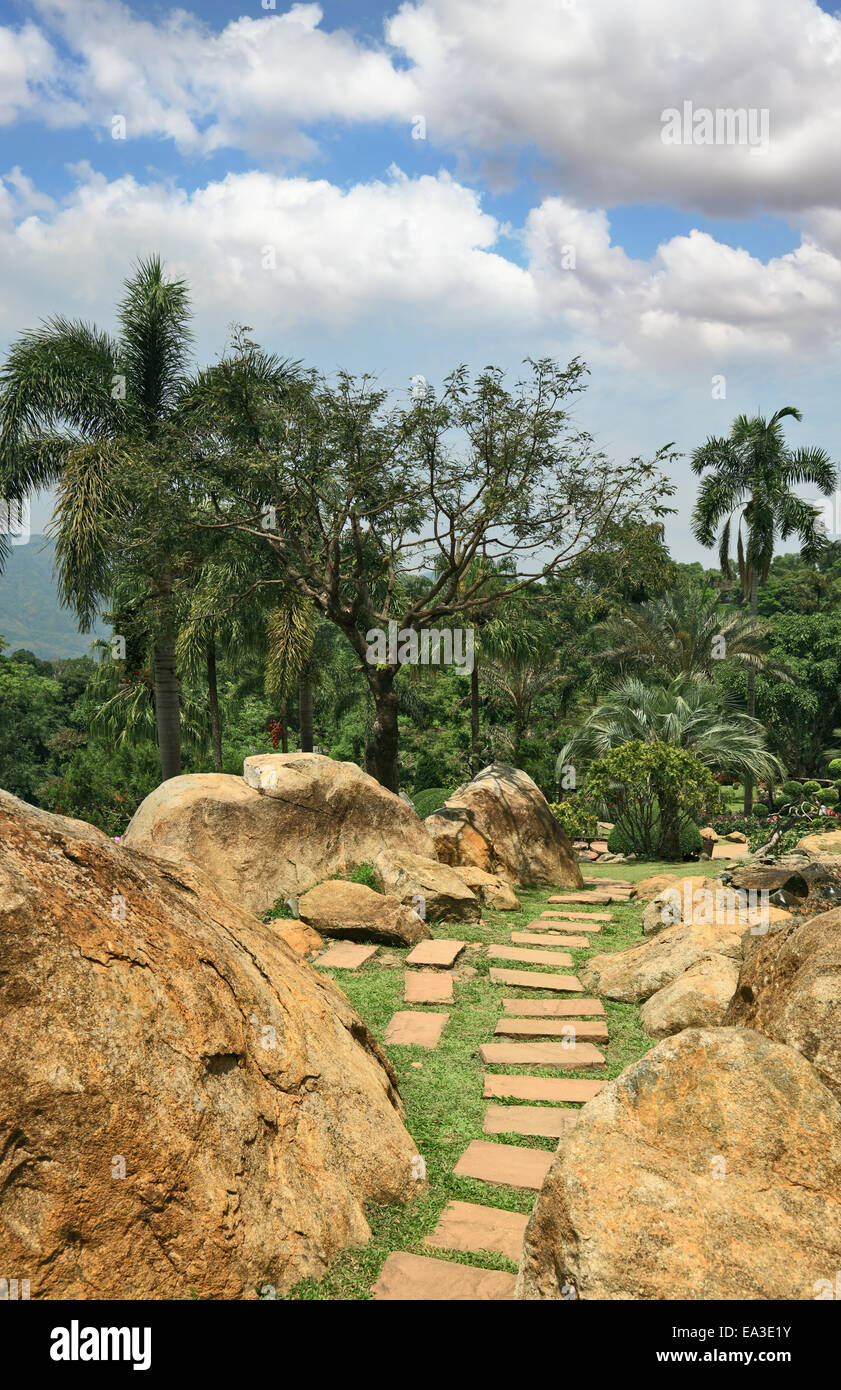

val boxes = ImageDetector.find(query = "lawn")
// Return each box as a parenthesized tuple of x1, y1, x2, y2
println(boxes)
(280, 863, 681, 1300)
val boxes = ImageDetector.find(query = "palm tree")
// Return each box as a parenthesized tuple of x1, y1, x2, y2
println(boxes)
(593, 577, 783, 683)
(481, 600, 567, 764)
(265, 595, 320, 751)
(691, 407, 836, 811)
(0, 257, 194, 781)
(555, 676, 781, 792)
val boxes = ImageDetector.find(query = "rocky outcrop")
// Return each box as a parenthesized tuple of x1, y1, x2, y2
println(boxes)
(424, 763, 582, 888)
(641, 878, 790, 936)
(516, 1028, 841, 1300)
(631, 873, 706, 902)
(373, 849, 481, 922)
(123, 754, 436, 916)
(725, 906, 841, 1104)
(275, 920, 323, 955)
(297, 880, 431, 946)
(796, 829, 841, 856)
(448, 865, 521, 911)
(581, 919, 744, 1002)
(0, 790, 420, 1301)
(639, 954, 741, 1037)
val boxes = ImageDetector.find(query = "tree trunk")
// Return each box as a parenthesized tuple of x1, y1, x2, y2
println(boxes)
(153, 600, 181, 783)
(470, 663, 480, 776)
(280, 699, 288, 753)
(743, 569, 759, 815)
(299, 679, 314, 753)
(367, 667, 400, 791)
(660, 793, 682, 861)
(206, 638, 223, 772)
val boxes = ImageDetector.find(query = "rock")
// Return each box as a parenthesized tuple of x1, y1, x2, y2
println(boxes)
(275, 920, 323, 955)
(639, 954, 741, 1037)
(424, 763, 583, 888)
(516, 1028, 841, 1300)
(631, 872, 704, 901)
(725, 906, 841, 1104)
(297, 880, 431, 946)
(373, 849, 481, 922)
(0, 790, 420, 1300)
(124, 753, 435, 916)
(597, 822, 614, 837)
(448, 865, 521, 910)
(724, 831, 747, 843)
(580, 920, 744, 1002)
(728, 865, 809, 898)
(643, 878, 790, 935)
(797, 829, 841, 856)
(589, 839, 609, 854)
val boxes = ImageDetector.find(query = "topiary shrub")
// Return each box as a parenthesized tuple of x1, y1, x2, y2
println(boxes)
(413, 786, 452, 819)
(607, 816, 702, 859)
(752, 802, 769, 817)
(828, 758, 841, 779)
(803, 780, 822, 797)
(781, 780, 804, 800)
(820, 787, 839, 805)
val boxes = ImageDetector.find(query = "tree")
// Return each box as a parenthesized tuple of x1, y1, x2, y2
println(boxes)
(183, 349, 676, 791)
(479, 594, 567, 763)
(583, 741, 723, 860)
(592, 575, 780, 683)
(690, 407, 836, 811)
(556, 676, 781, 795)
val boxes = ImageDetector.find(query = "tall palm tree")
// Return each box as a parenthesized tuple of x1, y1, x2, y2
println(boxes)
(593, 577, 783, 683)
(0, 257, 194, 781)
(691, 407, 836, 811)
(481, 599, 566, 764)
(555, 676, 781, 792)
(265, 595, 320, 751)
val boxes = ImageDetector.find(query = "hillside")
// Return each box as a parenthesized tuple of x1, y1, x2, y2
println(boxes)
(0, 535, 106, 659)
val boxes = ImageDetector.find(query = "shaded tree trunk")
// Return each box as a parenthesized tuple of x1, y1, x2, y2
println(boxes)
(365, 666, 400, 791)
(299, 679, 314, 752)
(153, 593, 181, 782)
(660, 792, 682, 861)
(206, 637, 223, 772)
(743, 569, 759, 815)
(470, 664, 480, 775)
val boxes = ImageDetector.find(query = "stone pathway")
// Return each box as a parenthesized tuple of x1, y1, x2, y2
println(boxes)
(373, 878, 618, 1300)
(314, 941, 379, 970)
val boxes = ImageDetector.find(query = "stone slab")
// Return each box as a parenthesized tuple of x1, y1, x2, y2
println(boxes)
(404, 970, 454, 1003)
(425, 1200, 528, 1263)
(538, 911, 610, 923)
(314, 941, 378, 970)
(502, 996, 605, 1017)
(384, 1010, 449, 1047)
(483, 1103, 580, 1139)
(494, 1017, 609, 1042)
(405, 939, 466, 969)
(480, 1040, 606, 1067)
(548, 893, 615, 905)
(488, 944, 574, 967)
(712, 842, 751, 858)
(512, 932, 590, 948)
(489, 966, 584, 992)
(453, 1139, 553, 1191)
(483, 1074, 606, 1103)
(373, 1251, 515, 1301)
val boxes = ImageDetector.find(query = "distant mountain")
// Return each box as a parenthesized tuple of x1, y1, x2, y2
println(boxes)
(0, 535, 107, 659)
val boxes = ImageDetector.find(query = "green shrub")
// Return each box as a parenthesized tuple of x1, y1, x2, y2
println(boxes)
(345, 862, 382, 892)
(607, 816, 702, 859)
(828, 758, 841, 778)
(412, 786, 452, 819)
(265, 896, 295, 920)
(550, 795, 599, 841)
(752, 802, 769, 817)
(781, 780, 804, 800)
(803, 779, 822, 796)
(820, 787, 839, 805)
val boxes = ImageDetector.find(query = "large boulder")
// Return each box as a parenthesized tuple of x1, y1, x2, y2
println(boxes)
(642, 879, 790, 936)
(581, 919, 744, 1002)
(725, 907, 841, 1104)
(372, 849, 481, 922)
(516, 1028, 841, 1300)
(424, 763, 582, 888)
(123, 753, 436, 917)
(631, 873, 706, 902)
(448, 865, 521, 911)
(297, 880, 431, 946)
(639, 954, 741, 1037)
(0, 790, 419, 1300)
(796, 829, 841, 856)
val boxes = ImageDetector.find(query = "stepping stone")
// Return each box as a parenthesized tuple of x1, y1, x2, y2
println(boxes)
(385, 1011, 449, 1047)
(483, 1074, 606, 1103)
(494, 1017, 609, 1042)
(712, 842, 750, 858)
(502, 996, 605, 1017)
(480, 1040, 606, 1067)
(425, 1200, 528, 1263)
(315, 942, 378, 970)
(405, 939, 466, 969)
(489, 966, 584, 992)
(404, 970, 453, 1003)
(548, 892, 614, 905)
(373, 1251, 515, 1301)
(512, 931, 590, 948)
(538, 911, 610, 924)
(484, 1103, 580, 1139)
(454, 1139, 552, 1191)
(488, 945, 574, 967)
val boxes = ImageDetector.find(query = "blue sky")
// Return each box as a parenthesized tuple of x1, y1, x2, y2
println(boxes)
(2, 0, 841, 554)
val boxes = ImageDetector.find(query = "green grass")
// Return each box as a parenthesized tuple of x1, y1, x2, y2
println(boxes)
(280, 871, 657, 1300)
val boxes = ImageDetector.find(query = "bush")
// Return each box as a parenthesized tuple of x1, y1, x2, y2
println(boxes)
(803, 779, 822, 796)
(607, 816, 702, 859)
(752, 802, 769, 817)
(781, 780, 804, 800)
(585, 741, 722, 861)
(828, 758, 841, 778)
(345, 862, 382, 892)
(550, 794, 599, 841)
(820, 787, 839, 805)
(412, 786, 452, 819)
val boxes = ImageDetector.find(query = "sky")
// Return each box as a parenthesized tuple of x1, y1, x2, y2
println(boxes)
(1, 0, 840, 558)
